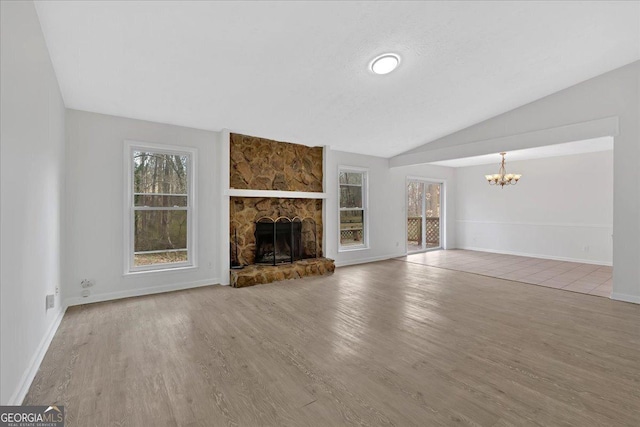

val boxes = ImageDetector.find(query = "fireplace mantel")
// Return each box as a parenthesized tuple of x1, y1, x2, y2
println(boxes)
(226, 189, 327, 199)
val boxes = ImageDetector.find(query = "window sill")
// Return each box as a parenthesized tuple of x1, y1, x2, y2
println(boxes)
(124, 264, 197, 277)
(338, 245, 369, 253)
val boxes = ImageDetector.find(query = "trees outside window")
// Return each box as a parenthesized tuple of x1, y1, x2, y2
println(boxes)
(125, 142, 196, 273)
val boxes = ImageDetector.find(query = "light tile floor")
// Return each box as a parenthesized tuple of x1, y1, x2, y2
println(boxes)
(402, 249, 613, 298)
(407, 242, 440, 253)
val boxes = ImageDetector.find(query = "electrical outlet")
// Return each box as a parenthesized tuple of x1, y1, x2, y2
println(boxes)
(81, 289, 90, 298)
(81, 279, 95, 288)
(583, 245, 590, 253)
(55, 286, 60, 295)
(46, 294, 55, 309)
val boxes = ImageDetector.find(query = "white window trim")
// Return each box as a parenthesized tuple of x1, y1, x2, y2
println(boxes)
(123, 140, 198, 275)
(338, 165, 369, 252)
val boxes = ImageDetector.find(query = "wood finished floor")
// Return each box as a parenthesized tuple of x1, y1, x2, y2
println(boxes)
(25, 260, 640, 426)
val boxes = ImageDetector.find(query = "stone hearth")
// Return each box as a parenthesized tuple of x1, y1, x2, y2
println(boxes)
(230, 258, 335, 288)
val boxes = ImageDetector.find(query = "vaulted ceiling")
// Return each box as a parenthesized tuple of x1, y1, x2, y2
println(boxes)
(35, 1, 639, 157)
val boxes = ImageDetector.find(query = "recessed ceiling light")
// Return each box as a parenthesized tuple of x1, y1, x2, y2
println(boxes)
(370, 53, 400, 75)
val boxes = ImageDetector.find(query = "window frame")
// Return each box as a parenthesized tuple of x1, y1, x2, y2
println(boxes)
(123, 140, 198, 275)
(338, 166, 369, 252)
(405, 176, 446, 254)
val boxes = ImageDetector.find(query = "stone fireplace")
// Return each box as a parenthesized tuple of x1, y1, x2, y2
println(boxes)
(228, 133, 334, 287)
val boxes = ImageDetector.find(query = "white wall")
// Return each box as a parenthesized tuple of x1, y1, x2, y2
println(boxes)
(325, 149, 456, 267)
(64, 110, 222, 305)
(456, 151, 613, 264)
(0, 1, 66, 404)
(391, 61, 639, 303)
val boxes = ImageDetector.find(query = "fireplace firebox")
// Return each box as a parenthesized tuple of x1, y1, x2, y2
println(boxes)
(255, 217, 317, 265)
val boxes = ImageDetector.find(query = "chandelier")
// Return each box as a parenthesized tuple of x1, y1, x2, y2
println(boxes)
(484, 152, 521, 188)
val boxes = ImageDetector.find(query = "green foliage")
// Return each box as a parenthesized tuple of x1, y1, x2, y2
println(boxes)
(134, 211, 187, 252)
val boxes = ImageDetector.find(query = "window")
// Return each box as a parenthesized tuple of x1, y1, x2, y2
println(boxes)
(339, 167, 368, 250)
(125, 141, 197, 273)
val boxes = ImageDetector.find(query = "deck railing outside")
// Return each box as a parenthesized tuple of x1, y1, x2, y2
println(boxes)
(407, 216, 440, 246)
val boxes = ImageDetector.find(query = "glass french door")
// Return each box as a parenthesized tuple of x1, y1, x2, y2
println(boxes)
(407, 180, 442, 253)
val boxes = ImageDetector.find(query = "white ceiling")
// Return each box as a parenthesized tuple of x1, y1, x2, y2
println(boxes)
(35, 1, 639, 158)
(430, 137, 614, 168)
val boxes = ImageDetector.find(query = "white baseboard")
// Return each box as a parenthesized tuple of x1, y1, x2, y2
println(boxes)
(63, 278, 221, 307)
(7, 306, 66, 405)
(611, 292, 640, 304)
(335, 253, 402, 268)
(457, 246, 612, 266)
